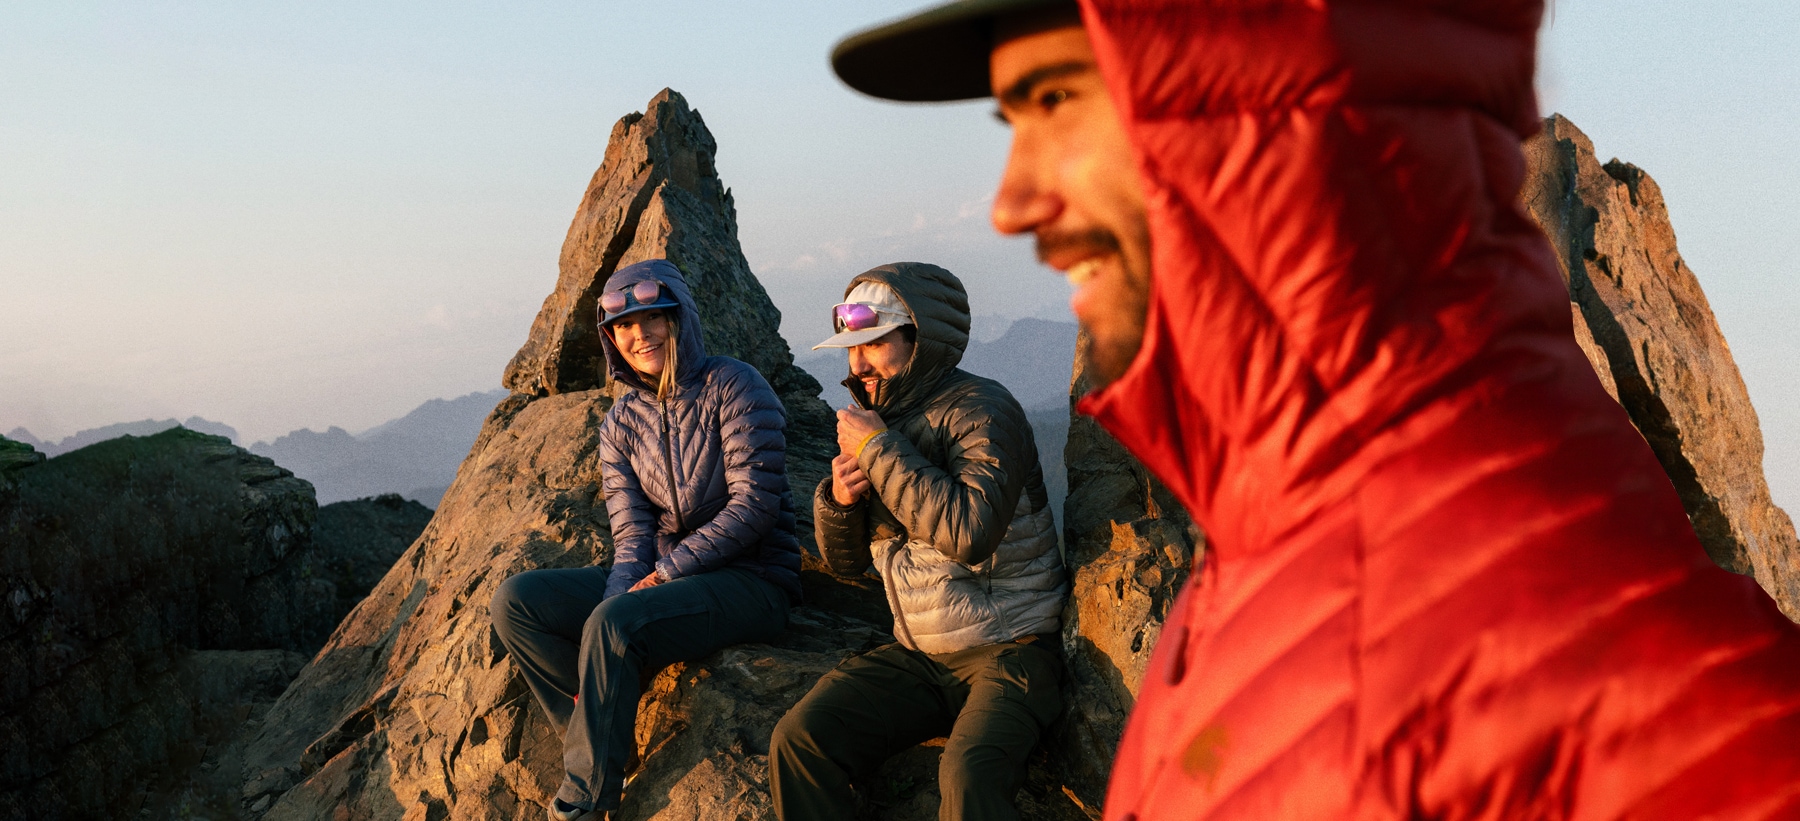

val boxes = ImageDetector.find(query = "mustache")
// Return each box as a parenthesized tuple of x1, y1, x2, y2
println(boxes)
(1035, 228, 1121, 264)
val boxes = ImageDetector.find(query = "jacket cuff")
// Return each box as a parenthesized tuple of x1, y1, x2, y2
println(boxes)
(815, 469, 865, 512)
(854, 429, 898, 473)
(817, 486, 863, 513)
(654, 557, 683, 582)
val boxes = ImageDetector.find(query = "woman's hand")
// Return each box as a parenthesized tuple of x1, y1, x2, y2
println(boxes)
(629, 570, 667, 592)
(836, 407, 886, 457)
(831, 452, 873, 507)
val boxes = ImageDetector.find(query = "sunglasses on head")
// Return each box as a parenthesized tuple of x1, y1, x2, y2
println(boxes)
(600, 279, 668, 315)
(832, 302, 886, 333)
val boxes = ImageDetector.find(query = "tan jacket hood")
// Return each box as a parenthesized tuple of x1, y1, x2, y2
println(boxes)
(841, 262, 971, 418)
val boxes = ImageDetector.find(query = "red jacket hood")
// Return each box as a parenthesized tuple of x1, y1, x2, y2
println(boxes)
(1078, 0, 1559, 562)
(1074, 1, 1800, 817)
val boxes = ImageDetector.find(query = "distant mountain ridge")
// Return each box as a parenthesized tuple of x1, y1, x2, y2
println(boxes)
(249, 389, 509, 507)
(7, 392, 508, 508)
(8, 417, 239, 456)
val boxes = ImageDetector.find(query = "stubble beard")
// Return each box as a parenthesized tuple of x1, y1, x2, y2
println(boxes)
(1037, 227, 1151, 393)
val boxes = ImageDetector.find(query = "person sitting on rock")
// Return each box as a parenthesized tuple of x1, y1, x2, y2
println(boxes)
(769, 262, 1068, 821)
(490, 258, 802, 821)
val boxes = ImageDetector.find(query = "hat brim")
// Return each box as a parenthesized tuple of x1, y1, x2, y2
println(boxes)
(600, 299, 680, 327)
(830, 0, 1073, 103)
(812, 323, 910, 350)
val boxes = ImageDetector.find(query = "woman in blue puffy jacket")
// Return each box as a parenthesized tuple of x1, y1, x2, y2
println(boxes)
(490, 259, 801, 820)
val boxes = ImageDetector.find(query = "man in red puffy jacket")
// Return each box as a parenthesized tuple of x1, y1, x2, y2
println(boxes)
(833, 1, 1800, 818)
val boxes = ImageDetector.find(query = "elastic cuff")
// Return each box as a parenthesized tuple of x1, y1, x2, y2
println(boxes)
(853, 428, 888, 459)
(819, 485, 861, 512)
(654, 559, 679, 582)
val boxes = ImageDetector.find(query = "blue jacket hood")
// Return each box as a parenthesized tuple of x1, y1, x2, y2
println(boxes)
(598, 259, 708, 394)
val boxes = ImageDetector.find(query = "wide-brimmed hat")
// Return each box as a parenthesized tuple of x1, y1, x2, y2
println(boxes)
(812, 281, 915, 349)
(831, 0, 1076, 102)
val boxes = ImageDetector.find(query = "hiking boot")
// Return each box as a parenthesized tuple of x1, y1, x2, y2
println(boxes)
(548, 798, 607, 821)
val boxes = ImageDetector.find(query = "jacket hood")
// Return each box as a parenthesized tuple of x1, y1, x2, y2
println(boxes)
(1073, 0, 1559, 560)
(598, 259, 708, 394)
(1067, 4, 1800, 820)
(841, 262, 971, 418)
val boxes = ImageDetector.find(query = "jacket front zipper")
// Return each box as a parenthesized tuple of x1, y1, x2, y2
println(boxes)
(659, 395, 686, 534)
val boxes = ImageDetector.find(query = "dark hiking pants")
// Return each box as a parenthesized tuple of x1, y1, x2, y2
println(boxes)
(769, 640, 1063, 821)
(490, 565, 788, 812)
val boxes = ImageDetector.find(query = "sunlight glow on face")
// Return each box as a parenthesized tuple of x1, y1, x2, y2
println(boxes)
(611, 309, 672, 377)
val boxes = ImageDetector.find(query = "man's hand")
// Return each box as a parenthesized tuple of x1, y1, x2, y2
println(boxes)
(628, 570, 667, 592)
(836, 407, 886, 457)
(831, 452, 873, 507)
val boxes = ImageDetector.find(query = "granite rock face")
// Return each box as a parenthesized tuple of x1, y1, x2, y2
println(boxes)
(1050, 335, 1201, 809)
(1523, 115, 1800, 620)
(0, 430, 332, 821)
(239, 90, 915, 821)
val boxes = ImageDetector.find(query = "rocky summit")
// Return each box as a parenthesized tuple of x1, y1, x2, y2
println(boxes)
(1, 98, 1772, 821)
(235, 89, 939, 821)
(1523, 115, 1800, 620)
(224, 99, 1800, 821)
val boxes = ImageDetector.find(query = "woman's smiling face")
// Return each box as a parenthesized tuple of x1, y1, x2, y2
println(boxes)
(610, 309, 672, 377)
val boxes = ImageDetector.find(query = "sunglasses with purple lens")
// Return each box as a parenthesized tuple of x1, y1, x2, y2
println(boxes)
(832, 302, 884, 333)
(600, 280, 668, 315)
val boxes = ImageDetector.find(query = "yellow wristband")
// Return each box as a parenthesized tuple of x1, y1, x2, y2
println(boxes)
(854, 428, 888, 459)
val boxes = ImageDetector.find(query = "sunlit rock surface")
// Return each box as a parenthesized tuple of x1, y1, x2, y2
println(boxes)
(1524, 114, 1800, 619)
(239, 90, 920, 821)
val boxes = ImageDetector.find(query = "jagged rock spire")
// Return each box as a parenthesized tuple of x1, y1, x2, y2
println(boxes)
(1523, 115, 1800, 620)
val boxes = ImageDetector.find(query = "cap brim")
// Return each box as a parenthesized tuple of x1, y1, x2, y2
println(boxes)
(600, 300, 679, 326)
(812, 323, 908, 350)
(831, 0, 1072, 102)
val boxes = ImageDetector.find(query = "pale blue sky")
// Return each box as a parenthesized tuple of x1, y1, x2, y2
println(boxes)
(3, 2, 1797, 503)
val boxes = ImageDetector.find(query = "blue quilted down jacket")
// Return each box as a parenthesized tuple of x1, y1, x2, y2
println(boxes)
(596, 259, 802, 602)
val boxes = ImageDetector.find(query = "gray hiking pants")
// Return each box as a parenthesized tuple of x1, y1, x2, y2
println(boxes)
(769, 640, 1063, 821)
(490, 565, 788, 811)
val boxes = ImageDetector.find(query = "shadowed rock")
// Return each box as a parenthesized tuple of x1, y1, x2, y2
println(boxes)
(312, 494, 436, 623)
(1523, 114, 1800, 620)
(0, 430, 329, 821)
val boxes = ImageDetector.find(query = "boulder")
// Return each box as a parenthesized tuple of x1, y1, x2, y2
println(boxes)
(1522, 115, 1800, 620)
(240, 90, 902, 821)
(0, 429, 331, 821)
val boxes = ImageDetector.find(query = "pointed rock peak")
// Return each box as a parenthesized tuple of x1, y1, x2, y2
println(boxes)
(504, 88, 727, 396)
(501, 84, 833, 486)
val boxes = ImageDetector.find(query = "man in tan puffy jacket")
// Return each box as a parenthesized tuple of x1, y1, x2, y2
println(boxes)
(769, 262, 1068, 821)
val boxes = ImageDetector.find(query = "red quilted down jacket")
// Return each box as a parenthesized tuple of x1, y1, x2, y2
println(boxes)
(1074, 1, 1800, 817)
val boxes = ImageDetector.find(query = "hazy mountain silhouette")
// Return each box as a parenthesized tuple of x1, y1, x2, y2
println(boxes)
(8, 417, 239, 456)
(249, 390, 509, 507)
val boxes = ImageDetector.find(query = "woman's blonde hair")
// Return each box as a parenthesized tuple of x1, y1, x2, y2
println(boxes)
(656, 315, 680, 401)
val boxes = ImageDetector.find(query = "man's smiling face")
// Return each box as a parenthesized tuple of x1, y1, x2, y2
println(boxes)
(989, 19, 1151, 388)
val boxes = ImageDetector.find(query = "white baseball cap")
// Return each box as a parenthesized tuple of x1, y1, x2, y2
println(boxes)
(812, 281, 915, 349)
